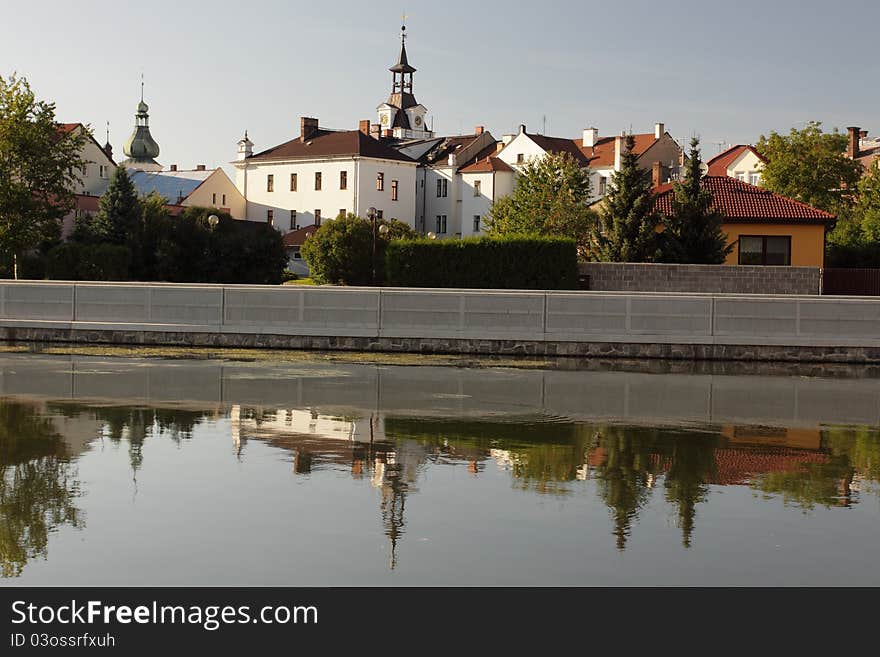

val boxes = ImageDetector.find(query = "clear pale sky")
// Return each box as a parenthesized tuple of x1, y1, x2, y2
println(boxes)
(2, 0, 878, 172)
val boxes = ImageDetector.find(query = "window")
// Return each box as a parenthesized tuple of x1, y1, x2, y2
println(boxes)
(738, 235, 791, 266)
(315, 172, 322, 190)
(377, 210, 384, 219)
(99, 165, 108, 179)
(735, 171, 745, 182)
(293, 250, 302, 260)
(267, 174, 274, 192)
(436, 178, 448, 198)
(222, 194, 226, 206)
(749, 172, 761, 186)
(82, 163, 88, 176)
(473, 180, 481, 196)
(473, 215, 481, 232)
(377, 172, 385, 191)
(340, 170, 347, 190)
(290, 209, 297, 229)
(599, 177, 607, 196)
(391, 179, 398, 201)
(290, 173, 297, 191)
(517, 154, 525, 164)
(314, 209, 321, 226)
(339, 209, 346, 218)
(267, 209, 274, 227)
(436, 215, 447, 234)
(212, 193, 217, 205)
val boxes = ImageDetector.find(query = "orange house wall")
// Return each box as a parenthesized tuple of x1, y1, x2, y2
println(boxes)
(722, 223, 826, 267)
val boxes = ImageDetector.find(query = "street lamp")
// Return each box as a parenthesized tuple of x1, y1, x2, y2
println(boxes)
(207, 214, 220, 230)
(367, 207, 378, 285)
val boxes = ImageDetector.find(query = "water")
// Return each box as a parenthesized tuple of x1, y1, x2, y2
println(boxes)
(1, 353, 879, 586)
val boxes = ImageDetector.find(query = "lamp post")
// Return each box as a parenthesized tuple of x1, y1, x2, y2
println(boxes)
(208, 214, 219, 230)
(367, 207, 378, 285)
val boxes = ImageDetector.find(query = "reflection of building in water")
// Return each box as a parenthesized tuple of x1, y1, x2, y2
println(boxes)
(229, 405, 428, 569)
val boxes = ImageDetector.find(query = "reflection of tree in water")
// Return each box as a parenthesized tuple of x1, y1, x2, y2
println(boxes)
(0, 400, 82, 578)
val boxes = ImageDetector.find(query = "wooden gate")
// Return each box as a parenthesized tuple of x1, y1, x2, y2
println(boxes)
(822, 268, 880, 295)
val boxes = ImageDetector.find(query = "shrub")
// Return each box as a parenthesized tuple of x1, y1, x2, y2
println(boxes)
(385, 235, 578, 289)
(46, 243, 131, 280)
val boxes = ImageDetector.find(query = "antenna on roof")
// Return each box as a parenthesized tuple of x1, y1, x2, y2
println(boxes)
(140, 72, 144, 102)
(713, 140, 726, 154)
(542, 115, 546, 135)
(106, 121, 110, 144)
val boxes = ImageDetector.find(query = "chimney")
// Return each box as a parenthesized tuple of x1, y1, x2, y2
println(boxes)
(196, 164, 206, 171)
(518, 124, 526, 134)
(496, 141, 504, 153)
(583, 127, 598, 148)
(652, 161, 668, 187)
(381, 129, 392, 138)
(300, 117, 319, 142)
(614, 136, 623, 170)
(475, 125, 484, 135)
(847, 126, 861, 159)
(370, 123, 381, 139)
(359, 119, 370, 135)
(655, 122, 665, 139)
(448, 153, 457, 166)
(502, 134, 515, 146)
(104, 144, 113, 160)
(169, 164, 177, 171)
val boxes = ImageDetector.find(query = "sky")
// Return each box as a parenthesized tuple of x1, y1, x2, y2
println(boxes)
(2, 0, 879, 173)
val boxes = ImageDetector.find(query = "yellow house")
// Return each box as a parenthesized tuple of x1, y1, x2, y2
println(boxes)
(653, 176, 834, 267)
(129, 167, 247, 219)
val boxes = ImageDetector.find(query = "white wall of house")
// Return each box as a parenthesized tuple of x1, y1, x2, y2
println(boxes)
(496, 131, 548, 170)
(459, 172, 494, 237)
(726, 150, 764, 185)
(422, 165, 457, 236)
(234, 157, 417, 231)
(181, 169, 247, 220)
(74, 131, 115, 196)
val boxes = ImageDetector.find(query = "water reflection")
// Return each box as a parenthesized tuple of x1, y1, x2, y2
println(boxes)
(0, 355, 879, 582)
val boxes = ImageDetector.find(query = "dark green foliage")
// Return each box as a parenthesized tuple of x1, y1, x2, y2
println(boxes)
(660, 137, 733, 264)
(301, 214, 417, 285)
(87, 166, 141, 245)
(592, 134, 662, 262)
(826, 161, 880, 267)
(46, 242, 131, 280)
(385, 235, 578, 289)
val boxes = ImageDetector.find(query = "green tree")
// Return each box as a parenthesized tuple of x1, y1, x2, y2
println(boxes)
(301, 213, 415, 285)
(0, 74, 85, 278)
(592, 134, 662, 262)
(826, 161, 880, 267)
(660, 137, 732, 264)
(89, 166, 141, 246)
(756, 121, 862, 214)
(487, 151, 594, 257)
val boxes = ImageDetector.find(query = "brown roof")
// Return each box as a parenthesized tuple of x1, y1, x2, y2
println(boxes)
(652, 176, 835, 224)
(574, 132, 658, 168)
(706, 144, 766, 175)
(282, 224, 319, 247)
(249, 129, 415, 163)
(417, 134, 485, 165)
(459, 155, 514, 173)
(526, 133, 591, 166)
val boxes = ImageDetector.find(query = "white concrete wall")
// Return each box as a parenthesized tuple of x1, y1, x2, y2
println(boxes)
(73, 129, 115, 196)
(2, 282, 880, 348)
(353, 158, 418, 225)
(496, 132, 547, 170)
(459, 172, 495, 236)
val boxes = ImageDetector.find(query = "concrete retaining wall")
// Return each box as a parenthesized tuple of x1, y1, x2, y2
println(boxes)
(578, 262, 821, 295)
(1, 281, 879, 362)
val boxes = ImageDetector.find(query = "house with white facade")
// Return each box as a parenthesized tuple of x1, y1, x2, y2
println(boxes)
(232, 118, 418, 231)
(706, 144, 766, 185)
(128, 166, 246, 219)
(58, 123, 116, 196)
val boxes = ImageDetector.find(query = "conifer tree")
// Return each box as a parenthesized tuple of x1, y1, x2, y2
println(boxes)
(592, 134, 661, 262)
(661, 137, 732, 264)
(91, 166, 141, 245)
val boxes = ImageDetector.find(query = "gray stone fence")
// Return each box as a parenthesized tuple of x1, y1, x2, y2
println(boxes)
(578, 262, 821, 295)
(0, 282, 879, 362)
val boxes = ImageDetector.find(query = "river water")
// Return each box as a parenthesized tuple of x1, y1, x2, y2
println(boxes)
(1, 353, 878, 585)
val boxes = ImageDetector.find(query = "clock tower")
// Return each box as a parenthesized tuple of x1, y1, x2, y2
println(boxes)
(376, 22, 432, 139)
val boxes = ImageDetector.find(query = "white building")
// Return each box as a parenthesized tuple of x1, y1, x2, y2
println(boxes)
(706, 144, 765, 185)
(128, 166, 247, 219)
(58, 122, 116, 196)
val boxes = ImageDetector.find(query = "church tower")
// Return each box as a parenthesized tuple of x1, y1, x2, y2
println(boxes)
(376, 22, 432, 140)
(122, 79, 162, 171)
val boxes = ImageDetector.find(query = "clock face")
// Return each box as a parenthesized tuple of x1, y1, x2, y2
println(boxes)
(414, 116, 422, 126)
(381, 114, 389, 126)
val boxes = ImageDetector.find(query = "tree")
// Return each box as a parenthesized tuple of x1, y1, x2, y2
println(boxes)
(660, 137, 733, 264)
(826, 161, 880, 267)
(301, 213, 416, 285)
(756, 121, 862, 214)
(89, 166, 141, 245)
(592, 134, 662, 262)
(0, 74, 85, 278)
(487, 151, 594, 257)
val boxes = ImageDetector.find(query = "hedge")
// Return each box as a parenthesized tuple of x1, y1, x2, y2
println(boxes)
(384, 235, 578, 289)
(46, 243, 131, 281)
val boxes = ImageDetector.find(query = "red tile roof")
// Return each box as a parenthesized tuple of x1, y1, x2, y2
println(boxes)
(459, 155, 514, 173)
(249, 129, 415, 163)
(574, 132, 659, 167)
(57, 123, 81, 134)
(705, 144, 766, 176)
(282, 224, 319, 247)
(652, 176, 835, 224)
